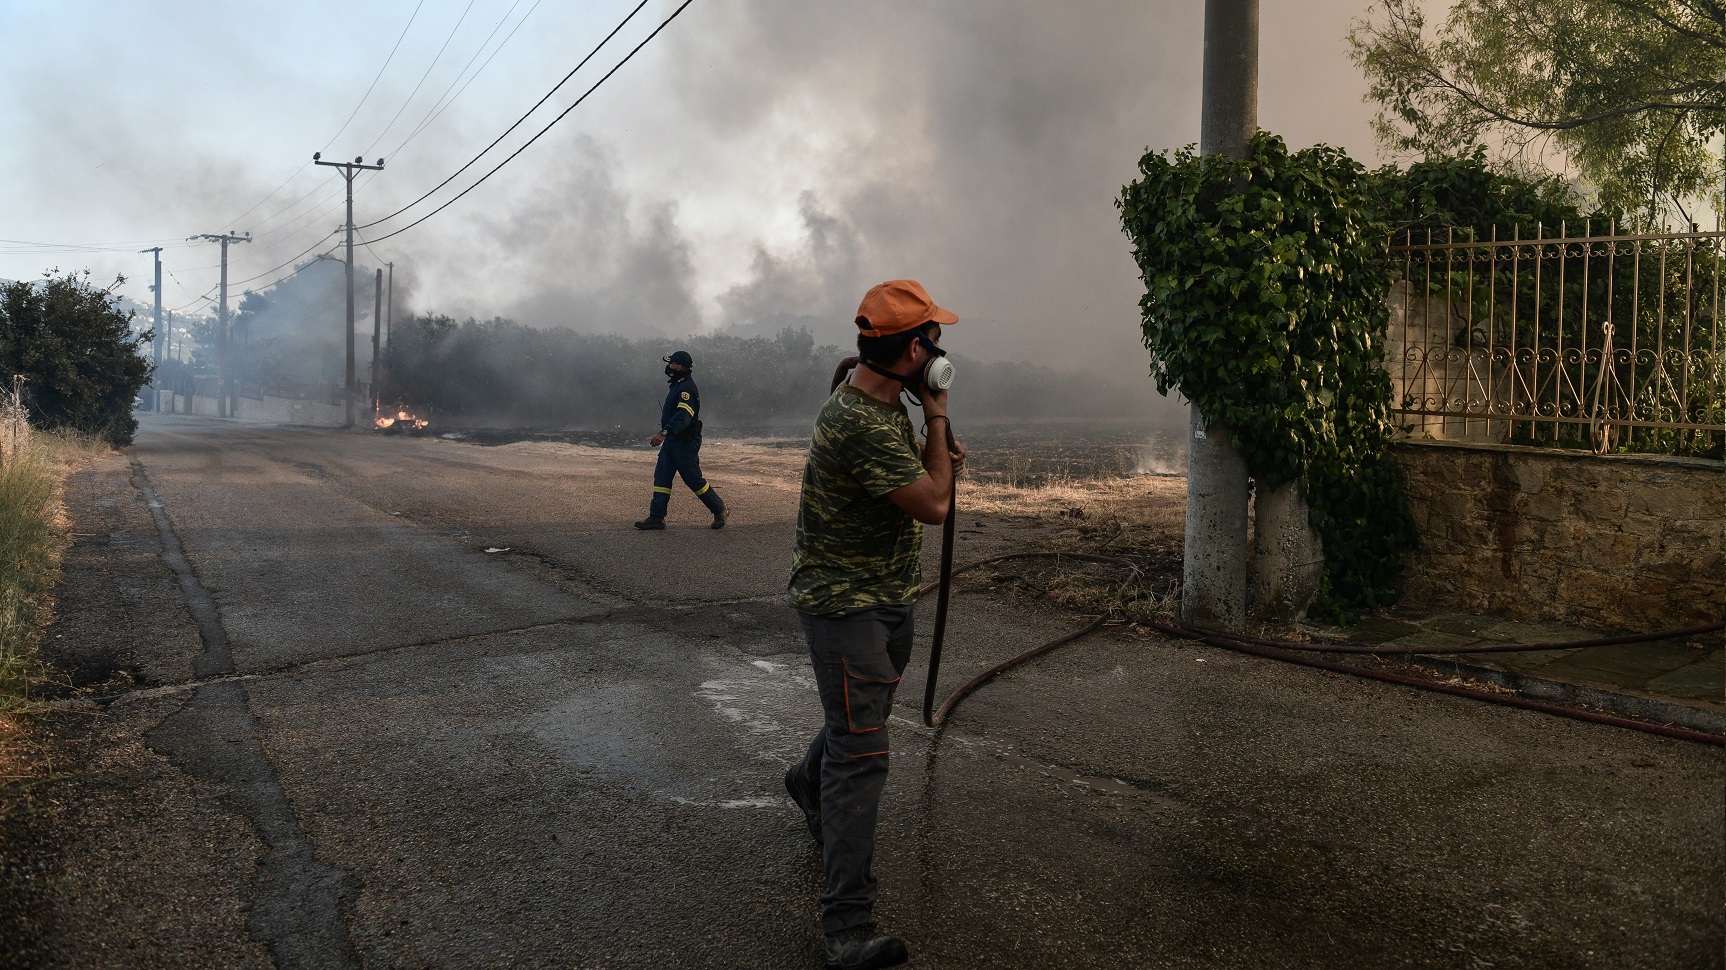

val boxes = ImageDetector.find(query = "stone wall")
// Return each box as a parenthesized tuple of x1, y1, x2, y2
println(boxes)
(1394, 440, 1723, 632)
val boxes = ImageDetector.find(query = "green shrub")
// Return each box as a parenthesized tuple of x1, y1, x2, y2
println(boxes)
(0, 272, 153, 447)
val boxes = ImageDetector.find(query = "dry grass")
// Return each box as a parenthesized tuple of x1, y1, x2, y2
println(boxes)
(954, 473, 1188, 623)
(0, 429, 101, 715)
(0, 427, 99, 837)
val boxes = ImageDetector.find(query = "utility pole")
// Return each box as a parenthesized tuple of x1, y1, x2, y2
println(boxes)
(140, 247, 163, 411)
(371, 268, 383, 421)
(191, 232, 251, 418)
(313, 152, 385, 428)
(1184, 0, 1258, 630)
(385, 261, 394, 353)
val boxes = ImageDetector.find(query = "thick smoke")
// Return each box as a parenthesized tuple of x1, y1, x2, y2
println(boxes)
(470, 135, 700, 337)
(2, 0, 1386, 429)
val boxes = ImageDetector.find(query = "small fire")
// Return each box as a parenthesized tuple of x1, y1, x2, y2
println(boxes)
(375, 404, 429, 432)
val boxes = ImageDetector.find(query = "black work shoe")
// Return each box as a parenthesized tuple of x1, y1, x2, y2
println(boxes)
(783, 765, 822, 845)
(633, 516, 665, 530)
(824, 927, 908, 970)
(711, 501, 727, 530)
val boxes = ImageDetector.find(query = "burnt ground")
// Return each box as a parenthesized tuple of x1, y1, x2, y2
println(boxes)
(0, 414, 1719, 969)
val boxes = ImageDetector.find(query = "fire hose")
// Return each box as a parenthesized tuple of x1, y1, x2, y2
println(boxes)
(919, 545, 1724, 747)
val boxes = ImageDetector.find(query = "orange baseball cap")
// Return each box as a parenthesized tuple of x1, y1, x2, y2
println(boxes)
(854, 279, 959, 336)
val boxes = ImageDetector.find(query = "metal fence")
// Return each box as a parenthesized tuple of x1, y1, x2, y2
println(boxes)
(1387, 223, 1725, 457)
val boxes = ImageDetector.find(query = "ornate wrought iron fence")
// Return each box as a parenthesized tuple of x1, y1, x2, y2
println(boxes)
(1387, 223, 1725, 457)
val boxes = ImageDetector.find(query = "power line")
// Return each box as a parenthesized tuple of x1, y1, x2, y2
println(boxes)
(241, 178, 348, 244)
(326, 0, 428, 152)
(216, 3, 425, 240)
(169, 232, 343, 315)
(356, 0, 653, 231)
(228, 230, 344, 289)
(0, 236, 194, 256)
(359, 0, 480, 158)
(367, 0, 697, 245)
(386, 0, 540, 160)
(222, 162, 312, 231)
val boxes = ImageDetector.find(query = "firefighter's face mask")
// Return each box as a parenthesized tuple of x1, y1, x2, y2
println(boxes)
(664, 364, 687, 381)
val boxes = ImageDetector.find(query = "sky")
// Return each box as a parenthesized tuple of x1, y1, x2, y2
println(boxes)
(0, 0, 1396, 411)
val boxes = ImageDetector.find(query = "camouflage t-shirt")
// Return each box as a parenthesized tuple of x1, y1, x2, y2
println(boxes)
(786, 383, 927, 614)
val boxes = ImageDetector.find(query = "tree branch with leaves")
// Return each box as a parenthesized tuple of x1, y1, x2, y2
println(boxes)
(1349, 0, 1726, 225)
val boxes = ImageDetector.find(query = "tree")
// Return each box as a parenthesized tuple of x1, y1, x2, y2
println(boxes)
(1349, 0, 1726, 225)
(0, 271, 153, 446)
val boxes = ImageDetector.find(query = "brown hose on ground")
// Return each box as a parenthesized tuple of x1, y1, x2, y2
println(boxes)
(919, 551, 1724, 746)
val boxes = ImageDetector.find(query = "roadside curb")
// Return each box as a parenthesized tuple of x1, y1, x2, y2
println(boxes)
(1410, 654, 1725, 736)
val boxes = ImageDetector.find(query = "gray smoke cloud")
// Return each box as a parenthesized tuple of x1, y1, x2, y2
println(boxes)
(2, 0, 1387, 427)
(471, 135, 700, 338)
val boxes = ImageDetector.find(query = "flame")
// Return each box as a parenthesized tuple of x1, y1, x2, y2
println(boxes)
(374, 405, 429, 431)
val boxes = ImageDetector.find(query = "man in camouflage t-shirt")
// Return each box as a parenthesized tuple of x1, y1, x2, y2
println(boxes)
(784, 280, 964, 970)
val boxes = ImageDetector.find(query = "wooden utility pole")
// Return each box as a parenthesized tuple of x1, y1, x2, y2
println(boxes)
(190, 232, 251, 418)
(139, 246, 164, 412)
(139, 247, 164, 371)
(371, 268, 383, 421)
(385, 261, 394, 353)
(313, 152, 385, 428)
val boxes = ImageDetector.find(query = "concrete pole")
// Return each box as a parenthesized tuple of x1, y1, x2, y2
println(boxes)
(1248, 478, 1325, 620)
(1184, 0, 1258, 630)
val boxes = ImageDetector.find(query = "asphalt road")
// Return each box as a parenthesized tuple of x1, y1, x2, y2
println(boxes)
(16, 414, 1723, 968)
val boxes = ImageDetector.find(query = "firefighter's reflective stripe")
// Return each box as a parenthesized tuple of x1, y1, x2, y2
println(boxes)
(661, 376, 701, 438)
(695, 482, 711, 496)
(653, 486, 673, 494)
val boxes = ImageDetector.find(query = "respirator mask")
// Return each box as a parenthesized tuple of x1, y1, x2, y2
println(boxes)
(862, 332, 956, 404)
(664, 364, 683, 382)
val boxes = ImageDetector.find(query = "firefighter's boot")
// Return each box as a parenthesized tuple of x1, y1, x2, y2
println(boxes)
(702, 489, 727, 530)
(633, 515, 666, 531)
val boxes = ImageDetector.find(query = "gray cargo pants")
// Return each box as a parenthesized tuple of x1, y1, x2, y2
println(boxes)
(791, 605, 915, 935)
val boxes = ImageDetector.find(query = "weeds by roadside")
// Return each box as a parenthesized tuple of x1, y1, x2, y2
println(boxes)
(0, 432, 96, 715)
(0, 425, 102, 839)
(954, 474, 1186, 624)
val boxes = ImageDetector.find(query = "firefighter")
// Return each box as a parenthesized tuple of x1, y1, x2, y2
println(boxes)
(635, 349, 726, 530)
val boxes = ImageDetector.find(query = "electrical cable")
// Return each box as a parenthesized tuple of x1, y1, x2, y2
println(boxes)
(217, 2, 427, 240)
(325, 0, 428, 152)
(222, 162, 312, 233)
(355, 0, 655, 232)
(385, 0, 535, 159)
(363, 0, 696, 244)
(170, 291, 214, 314)
(360, 0, 480, 158)
(399, 0, 547, 151)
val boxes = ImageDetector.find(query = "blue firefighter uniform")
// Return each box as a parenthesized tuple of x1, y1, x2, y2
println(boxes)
(641, 352, 725, 528)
